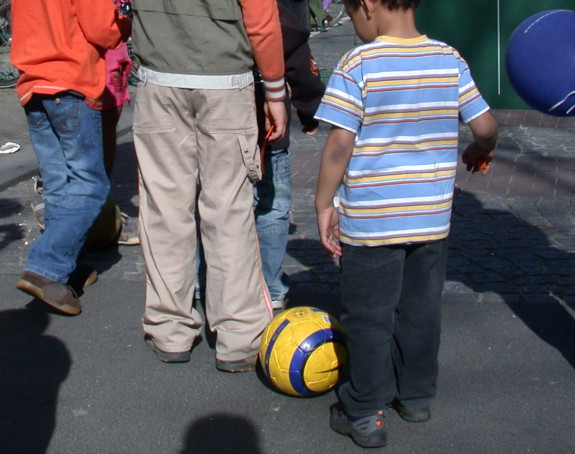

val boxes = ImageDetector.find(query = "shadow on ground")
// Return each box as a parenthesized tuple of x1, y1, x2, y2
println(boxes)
(0, 198, 25, 252)
(180, 413, 262, 454)
(450, 188, 575, 369)
(0, 308, 70, 454)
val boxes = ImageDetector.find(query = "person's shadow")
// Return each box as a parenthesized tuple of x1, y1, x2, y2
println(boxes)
(282, 188, 575, 370)
(180, 414, 262, 454)
(283, 237, 341, 316)
(0, 309, 70, 454)
(0, 198, 25, 252)
(449, 187, 575, 369)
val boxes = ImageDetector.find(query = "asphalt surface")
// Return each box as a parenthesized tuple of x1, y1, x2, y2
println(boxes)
(1, 18, 574, 454)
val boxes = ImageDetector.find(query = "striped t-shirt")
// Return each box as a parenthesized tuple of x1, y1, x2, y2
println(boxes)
(315, 35, 490, 246)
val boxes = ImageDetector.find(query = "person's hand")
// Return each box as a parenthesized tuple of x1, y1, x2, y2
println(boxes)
(264, 101, 287, 142)
(462, 141, 494, 175)
(302, 125, 318, 136)
(316, 206, 342, 258)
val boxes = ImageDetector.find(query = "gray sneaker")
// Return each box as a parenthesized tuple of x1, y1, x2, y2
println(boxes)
(271, 295, 287, 310)
(329, 403, 388, 448)
(118, 212, 140, 246)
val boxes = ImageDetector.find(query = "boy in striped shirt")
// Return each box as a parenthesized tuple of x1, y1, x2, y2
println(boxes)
(314, 0, 498, 448)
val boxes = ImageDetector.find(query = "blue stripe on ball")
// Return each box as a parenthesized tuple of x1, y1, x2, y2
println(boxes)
(263, 319, 291, 380)
(289, 328, 346, 396)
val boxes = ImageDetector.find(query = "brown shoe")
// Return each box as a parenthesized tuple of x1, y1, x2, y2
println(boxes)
(68, 264, 98, 293)
(145, 336, 191, 363)
(16, 270, 82, 315)
(215, 354, 259, 373)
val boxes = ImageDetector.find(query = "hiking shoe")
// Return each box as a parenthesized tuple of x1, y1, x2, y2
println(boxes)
(145, 336, 190, 363)
(391, 400, 431, 423)
(16, 270, 82, 316)
(216, 353, 259, 373)
(330, 403, 388, 448)
(118, 212, 140, 246)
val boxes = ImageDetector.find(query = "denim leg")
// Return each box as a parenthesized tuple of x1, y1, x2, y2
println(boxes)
(338, 244, 404, 418)
(254, 148, 291, 301)
(24, 94, 109, 283)
(392, 239, 447, 408)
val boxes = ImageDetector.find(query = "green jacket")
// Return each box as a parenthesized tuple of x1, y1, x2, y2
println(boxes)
(132, 0, 254, 76)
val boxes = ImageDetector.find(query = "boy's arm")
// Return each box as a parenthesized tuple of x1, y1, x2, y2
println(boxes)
(279, 3, 325, 134)
(76, 2, 131, 50)
(315, 126, 355, 258)
(462, 110, 499, 175)
(239, 0, 287, 142)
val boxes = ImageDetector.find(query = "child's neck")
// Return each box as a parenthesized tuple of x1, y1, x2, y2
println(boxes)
(376, 8, 420, 39)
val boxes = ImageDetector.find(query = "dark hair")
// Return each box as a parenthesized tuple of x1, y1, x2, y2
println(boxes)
(344, 0, 420, 11)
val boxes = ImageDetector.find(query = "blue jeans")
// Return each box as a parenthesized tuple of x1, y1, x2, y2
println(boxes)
(338, 240, 448, 418)
(254, 148, 292, 301)
(24, 93, 110, 284)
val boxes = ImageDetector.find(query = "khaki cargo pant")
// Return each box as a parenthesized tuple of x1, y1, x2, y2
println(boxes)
(133, 81, 273, 361)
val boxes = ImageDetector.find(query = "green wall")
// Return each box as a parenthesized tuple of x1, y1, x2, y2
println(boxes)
(416, 1, 575, 109)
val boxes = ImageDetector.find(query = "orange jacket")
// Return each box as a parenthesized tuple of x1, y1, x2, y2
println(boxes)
(239, 0, 286, 101)
(11, 0, 131, 108)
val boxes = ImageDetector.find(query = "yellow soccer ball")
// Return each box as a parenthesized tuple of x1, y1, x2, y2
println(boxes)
(259, 306, 347, 397)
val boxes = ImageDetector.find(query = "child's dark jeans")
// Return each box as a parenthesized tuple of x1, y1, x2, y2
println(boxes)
(337, 239, 448, 418)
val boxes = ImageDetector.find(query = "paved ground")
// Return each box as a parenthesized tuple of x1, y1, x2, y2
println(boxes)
(1, 18, 575, 454)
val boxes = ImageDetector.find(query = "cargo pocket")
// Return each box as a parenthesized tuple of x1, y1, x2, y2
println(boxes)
(238, 134, 262, 183)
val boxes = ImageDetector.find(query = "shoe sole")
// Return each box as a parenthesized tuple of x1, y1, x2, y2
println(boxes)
(118, 238, 140, 246)
(16, 279, 81, 315)
(145, 338, 190, 363)
(330, 407, 388, 448)
(330, 420, 388, 448)
(215, 363, 256, 373)
(393, 406, 431, 423)
(83, 270, 98, 288)
(215, 355, 258, 373)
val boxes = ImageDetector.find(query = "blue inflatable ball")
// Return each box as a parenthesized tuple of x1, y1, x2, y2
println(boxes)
(506, 10, 575, 117)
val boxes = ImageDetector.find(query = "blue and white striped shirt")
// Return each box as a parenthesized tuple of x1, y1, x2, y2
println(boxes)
(315, 35, 490, 246)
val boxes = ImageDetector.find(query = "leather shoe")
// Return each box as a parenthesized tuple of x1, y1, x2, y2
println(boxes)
(17, 270, 81, 315)
(145, 336, 191, 363)
(216, 354, 259, 373)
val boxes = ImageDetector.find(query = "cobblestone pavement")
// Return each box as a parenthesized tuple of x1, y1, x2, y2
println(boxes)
(0, 18, 574, 454)
(1, 16, 575, 364)
(2, 18, 575, 310)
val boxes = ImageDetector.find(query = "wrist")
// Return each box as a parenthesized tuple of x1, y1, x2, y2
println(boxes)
(263, 78, 287, 102)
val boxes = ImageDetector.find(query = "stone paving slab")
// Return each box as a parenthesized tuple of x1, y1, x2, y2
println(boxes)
(0, 17, 574, 454)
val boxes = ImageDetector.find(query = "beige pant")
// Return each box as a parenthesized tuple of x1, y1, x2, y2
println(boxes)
(133, 82, 273, 361)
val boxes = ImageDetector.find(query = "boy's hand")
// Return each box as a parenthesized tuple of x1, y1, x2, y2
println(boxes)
(264, 101, 287, 142)
(462, 141, 494, 175)
(317, 206, 342, 258)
